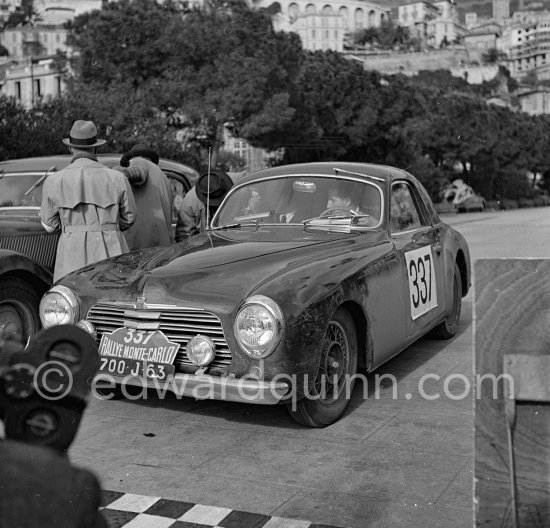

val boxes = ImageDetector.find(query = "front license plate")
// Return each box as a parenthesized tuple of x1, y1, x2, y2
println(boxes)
(98, 357, 175, 381)
(98, 327, 180, 381)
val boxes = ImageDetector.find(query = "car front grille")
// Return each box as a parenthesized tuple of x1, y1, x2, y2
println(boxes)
(0, 231, 59, 273)
(87, 302, 232, 373)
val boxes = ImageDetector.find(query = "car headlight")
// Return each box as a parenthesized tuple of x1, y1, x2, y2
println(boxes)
(39, 285, 80, 328)
(234, 295, 283, 359)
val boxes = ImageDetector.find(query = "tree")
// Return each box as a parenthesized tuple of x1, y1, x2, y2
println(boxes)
(65, 0, 303, 168)
(481, 48, 507, 65)
(5, 0, 37, 27)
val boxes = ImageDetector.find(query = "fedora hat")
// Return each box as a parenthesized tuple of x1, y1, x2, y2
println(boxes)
(62, 120, 106, 148)
(195, 170, 233, 206)
(130, 143, 160, 165)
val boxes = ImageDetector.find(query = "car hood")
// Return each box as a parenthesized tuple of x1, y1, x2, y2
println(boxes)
(62, 228, 387, 308)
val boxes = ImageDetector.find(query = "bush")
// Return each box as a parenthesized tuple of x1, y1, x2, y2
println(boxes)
(501, 198, 518, 210)
(518, 198, 535, 208)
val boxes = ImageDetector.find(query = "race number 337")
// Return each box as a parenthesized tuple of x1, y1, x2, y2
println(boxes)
(405, 246, 438, 320)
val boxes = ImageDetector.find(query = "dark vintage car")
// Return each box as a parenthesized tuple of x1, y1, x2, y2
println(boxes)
(39, 162, 471, 427)
(0, 155, 199, 344)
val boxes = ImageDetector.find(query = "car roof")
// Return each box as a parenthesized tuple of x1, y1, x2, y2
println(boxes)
(238, 162, 411, 185)
(0, 154, 199, 184)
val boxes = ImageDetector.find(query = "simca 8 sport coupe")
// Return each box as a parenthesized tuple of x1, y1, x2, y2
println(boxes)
(39, 162, 471, 427)
(0, 155, 198, 344)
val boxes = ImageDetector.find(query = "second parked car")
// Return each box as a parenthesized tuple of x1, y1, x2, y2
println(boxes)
(0, 155, 198, 344)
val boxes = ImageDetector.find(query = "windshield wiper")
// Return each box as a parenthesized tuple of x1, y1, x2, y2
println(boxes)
(23, 166, 56, 197)
(210, 221, 261, 231)
(303, 214, 371, 225)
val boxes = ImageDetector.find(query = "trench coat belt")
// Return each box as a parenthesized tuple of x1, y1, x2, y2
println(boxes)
(62, 224, 119, 233)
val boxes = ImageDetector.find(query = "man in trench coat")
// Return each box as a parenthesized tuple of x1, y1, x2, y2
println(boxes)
(40, 120, 136, 282)
(115, 143, 174, 251)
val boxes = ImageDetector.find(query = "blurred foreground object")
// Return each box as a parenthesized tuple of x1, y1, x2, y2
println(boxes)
(0, 325, 107, 528)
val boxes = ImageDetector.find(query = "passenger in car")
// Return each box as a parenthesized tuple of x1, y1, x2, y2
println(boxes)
(175, 170, 233, 241)
(40, 120, 136, 282)
(114, 143, 174, 251)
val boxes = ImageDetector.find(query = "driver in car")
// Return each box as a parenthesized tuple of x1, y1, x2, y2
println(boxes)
(326, 185, 361, 214)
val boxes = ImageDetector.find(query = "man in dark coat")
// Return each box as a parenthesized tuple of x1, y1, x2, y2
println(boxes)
(0, 440, 107, 528)
(175, 169, 233, 242)
(115, 143, 174, 251)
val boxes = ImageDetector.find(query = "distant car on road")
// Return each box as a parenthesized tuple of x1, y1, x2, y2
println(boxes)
(39, 161, 471, 427)
(456, 194, 486, 213)
(0, 155, 198, 344)
(440, 179, 485, 213)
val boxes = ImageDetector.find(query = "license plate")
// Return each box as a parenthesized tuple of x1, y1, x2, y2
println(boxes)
(98, 356, 175, 381)
(97, 327, 180, 382)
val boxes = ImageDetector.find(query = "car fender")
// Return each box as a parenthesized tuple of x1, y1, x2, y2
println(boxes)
(247, 243, 389, 391)
(0, 249, 52, 289)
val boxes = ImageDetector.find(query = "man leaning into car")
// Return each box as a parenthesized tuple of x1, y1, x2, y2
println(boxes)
(40, 120, 137, 282)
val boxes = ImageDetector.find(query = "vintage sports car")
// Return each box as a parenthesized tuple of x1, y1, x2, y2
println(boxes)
(0, 155, 199, 344)
(39, 162, 471, 427)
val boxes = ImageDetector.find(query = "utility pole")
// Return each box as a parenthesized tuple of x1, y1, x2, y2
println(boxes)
(29, 55, 34, 107)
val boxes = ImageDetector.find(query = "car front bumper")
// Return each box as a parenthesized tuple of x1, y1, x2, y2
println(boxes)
(94, 372, 290, 405)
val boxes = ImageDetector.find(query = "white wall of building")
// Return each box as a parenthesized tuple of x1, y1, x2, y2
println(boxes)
(3, 58, 65, 108)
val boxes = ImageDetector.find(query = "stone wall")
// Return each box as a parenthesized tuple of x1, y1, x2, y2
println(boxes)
(344, 47, 471, 75)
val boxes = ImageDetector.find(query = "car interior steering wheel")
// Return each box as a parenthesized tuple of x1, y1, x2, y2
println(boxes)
(319, 208, 354, 217)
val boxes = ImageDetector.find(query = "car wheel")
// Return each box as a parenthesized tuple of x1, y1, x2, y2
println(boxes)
(287, 308, 358, 427)
(432, 263, 462, 339)
(0, 277, 41, 347)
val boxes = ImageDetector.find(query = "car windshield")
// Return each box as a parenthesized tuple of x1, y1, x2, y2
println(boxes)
(213, 176, 383, 228)
(0, 173, 45, 207)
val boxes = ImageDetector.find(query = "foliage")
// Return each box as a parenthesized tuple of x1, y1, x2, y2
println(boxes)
(2, 0, 550, 203)
(5, 0, 36, 27)
(349, 20, 419, 52)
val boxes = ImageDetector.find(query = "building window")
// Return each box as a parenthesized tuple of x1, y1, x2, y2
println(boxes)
(34, 79, 41, 98)
(15, 81, 21, 100)
(56, 76, 62, 95)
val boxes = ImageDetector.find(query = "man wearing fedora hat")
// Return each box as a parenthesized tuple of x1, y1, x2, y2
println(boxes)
(175, 169, 233, 242)
(114, 143, 174, 251)
(40, 120, 136, 281)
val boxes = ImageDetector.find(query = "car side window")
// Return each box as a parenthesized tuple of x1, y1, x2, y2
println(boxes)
(390, 182, 422, 233)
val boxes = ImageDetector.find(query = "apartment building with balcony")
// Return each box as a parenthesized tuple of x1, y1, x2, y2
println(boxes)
(253, 0, 389, 51)
(397, 0, 465, 48)
(506, 10, 550, 78)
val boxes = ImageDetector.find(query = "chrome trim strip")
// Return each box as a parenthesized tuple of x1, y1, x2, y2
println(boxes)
(100, 373, 289, 405)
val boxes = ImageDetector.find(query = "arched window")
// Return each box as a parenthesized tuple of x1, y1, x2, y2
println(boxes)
(306, 3, 316, 15)
(368, 9, 376, 27)
(289, 2, 299, 20)
(354, 8, 364, 29)
(322, 4, 333, 15)
(339, 6, 349, 29)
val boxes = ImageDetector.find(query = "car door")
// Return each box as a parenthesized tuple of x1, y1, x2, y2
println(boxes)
(389, 180, 446, 338)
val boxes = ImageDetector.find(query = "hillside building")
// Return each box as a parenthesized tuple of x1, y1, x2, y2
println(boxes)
(254, 0, 390, 52)
(397, 0, 465, 48)
(506, 10, 550, 78)
(493, 0, 510, 23)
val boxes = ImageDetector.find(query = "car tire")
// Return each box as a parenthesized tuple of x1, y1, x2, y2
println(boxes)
(0, 277, 41, 346)
(432, 262, 462, 339)
(287, 308, 358, 428)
